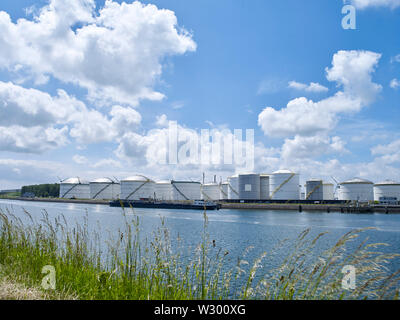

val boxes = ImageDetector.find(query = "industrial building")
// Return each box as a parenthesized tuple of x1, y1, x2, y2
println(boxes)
(201, 183, 221, 201)
(120, 175, 155, 200)
(269, 170, 300, 200)
(238, 173, 261, 200)
(60, 177, 90, 199)
(89, 178, 120, 200)
(154, 180, 173, 201)
(171, 181, 201, 200)
(374, 180, 400, 202)
(260, 175, 270, 200)
(227, 175, 239, 200)
(338, 178, 374, 201)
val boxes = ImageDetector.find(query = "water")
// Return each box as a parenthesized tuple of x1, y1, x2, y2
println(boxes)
(1, 199, 400, 287)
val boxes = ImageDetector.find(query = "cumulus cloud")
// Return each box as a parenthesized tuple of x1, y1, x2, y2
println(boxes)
(258, 50, 382, 138)
(0, 0, 196, 106)
(288, 81, 328, 93)
(345, 0, 400, 9)
(0, 81, 143, 151)
(390, 78, 400, 89)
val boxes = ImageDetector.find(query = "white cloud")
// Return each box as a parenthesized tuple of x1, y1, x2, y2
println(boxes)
(390, 78, 400, 89)
(288, 81, 328, 93)
(281, 135, 347, 160)
(155, 114, 169, 127)
(0, 0, 196, 106)
(391, 54, 400, 63)
(72, 155, 88, 164)
(346, 0, 400, 9)
(258, 50, 382, 138)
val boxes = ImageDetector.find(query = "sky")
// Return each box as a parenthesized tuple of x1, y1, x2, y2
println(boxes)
(0, 0, 399, 189)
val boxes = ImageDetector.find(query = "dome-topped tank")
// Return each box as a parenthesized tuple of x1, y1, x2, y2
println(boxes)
(154, 180, 173, 201)
(227, 175, 239, 200)
(338, 178, 374, 201)
(373, 180, 400, 202)
(270, 170, 300, 200)
(90, 178, 120, 200)
(120, 175, 155, 200)
(60, 177, 90, 199)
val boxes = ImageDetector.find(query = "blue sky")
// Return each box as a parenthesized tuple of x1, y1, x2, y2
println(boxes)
(0, 0, 399, 188)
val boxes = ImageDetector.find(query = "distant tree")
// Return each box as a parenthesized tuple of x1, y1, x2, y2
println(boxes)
(20, 184, 60, 198)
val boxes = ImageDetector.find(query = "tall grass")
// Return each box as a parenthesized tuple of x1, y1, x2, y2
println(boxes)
(0, 206, 399, 300)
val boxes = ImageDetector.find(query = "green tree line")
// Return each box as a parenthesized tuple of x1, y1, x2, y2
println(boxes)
(21, 184, 60, 198)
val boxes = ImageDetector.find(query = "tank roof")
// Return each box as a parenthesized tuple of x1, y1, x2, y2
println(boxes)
(340, 177, 373, 185)
(122, 175, 151, 182)
(90, 178, 117, 184)
(374, 180, 400, 186)
(156, 180, 171, 184)
(62, 177, 89, 185)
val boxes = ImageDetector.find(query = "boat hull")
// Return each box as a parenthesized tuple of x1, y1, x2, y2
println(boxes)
(109, 200, 220, 211)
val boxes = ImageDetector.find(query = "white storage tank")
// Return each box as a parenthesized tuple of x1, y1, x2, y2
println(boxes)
(155, 180, 173, 201)
(305, 179, 323, 200)
(260, 175, 270, 200)
(60, 177, 90, 199)
(239, 173, 260, 200)
(338, 178, 374, 201)
(90, 178, 120, 200)
(374, 180, 400, 202)
(270, 170, 300, 200)
(201, 183, 221, 201)
(323, 183, 335, 200)
(171, 181, 201, 200)
(120, 175, 155, 200)
(219, 182, 229, 200)
(227, 175, 239, 200)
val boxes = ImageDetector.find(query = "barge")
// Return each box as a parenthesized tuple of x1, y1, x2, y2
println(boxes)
(109, 199, 221, 211)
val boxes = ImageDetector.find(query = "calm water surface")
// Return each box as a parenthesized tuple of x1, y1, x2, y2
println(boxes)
(1, 199, 400, 275)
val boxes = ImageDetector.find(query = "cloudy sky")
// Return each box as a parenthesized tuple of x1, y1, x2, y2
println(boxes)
(0, 0, 399, 188)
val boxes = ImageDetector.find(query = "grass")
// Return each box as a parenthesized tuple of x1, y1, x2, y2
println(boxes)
(0, 206, 399, 300)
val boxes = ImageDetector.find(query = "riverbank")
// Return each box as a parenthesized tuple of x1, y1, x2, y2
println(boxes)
(1, 197, 399, 213)
(0, 208, 399, 300)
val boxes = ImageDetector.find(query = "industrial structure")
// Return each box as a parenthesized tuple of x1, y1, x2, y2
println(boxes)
(201, 183, 221, 200)
(59, 177, 90, 199)
(338, 178, 374, 201)
(54, 170, 399, 205)
(120, 175, 155, 200)
(90, 178, 120, 200)
(269, 170, 300, 200)
(373, 180, 400, 203)
(238, 173, 261, 200)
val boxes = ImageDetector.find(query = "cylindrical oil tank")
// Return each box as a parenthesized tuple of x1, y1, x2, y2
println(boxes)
(374, 180, 400, 201)
(171, 181, 201, 200)
(260, 175, 270, 200)
(239, 173, 260, 200)
(120, 175, 155, 200)
(201, 183, 220, 201)
(154, 180, 173, 201)
(338, 178, 374, 201)
(270, 170, 300, 200)
(227, 175, 239, 200)
(90, 178, 120, 200)
(323, 183, 335, 200)
(219, 182, 229, 200)
(60, 177, 90, 199)
(305, 179, 323, 201)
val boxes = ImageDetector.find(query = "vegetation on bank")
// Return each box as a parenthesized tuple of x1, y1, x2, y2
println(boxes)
(0, 207, 399, 300)
(20, 184, 60, 198)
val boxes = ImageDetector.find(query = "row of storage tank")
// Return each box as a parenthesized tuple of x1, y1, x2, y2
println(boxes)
(59, 171, 400, 202)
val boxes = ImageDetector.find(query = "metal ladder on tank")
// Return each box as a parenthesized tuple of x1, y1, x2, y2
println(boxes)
(270, 173, 295, 199)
